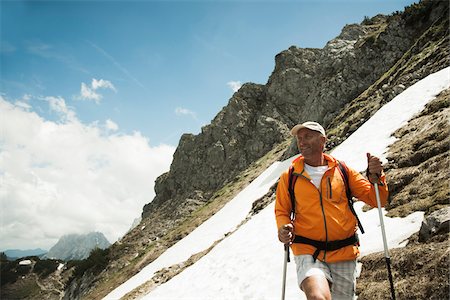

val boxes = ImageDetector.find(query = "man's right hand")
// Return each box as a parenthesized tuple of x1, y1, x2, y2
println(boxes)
(278, 223, 294, 244)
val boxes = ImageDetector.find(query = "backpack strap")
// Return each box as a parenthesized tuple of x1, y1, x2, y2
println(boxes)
(286, 164, 299, 263)
(336, 160, 365, 234)
(287, 165, 298, 221)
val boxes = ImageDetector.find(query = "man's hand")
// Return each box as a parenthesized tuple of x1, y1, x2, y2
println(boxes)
(367, 153, 383, 183)
(278, 224, 294, 244)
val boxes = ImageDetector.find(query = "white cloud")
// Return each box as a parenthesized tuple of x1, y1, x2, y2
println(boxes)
(81, 82, 101, 102)
(79, 78, 117, 103)
(22, 94, 32, 101)
(227, 81, 242, 93)
(92, 78, 117, 92)
(45, 96, 76, 121)
(175, 107, 197, 119)
(14, 101, 31, 110)
(14, 94, 32, 110)
(105, 119, 119, 131)
(0, 96, 175, 250)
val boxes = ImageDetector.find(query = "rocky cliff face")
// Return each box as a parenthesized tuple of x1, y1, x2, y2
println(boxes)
(143, 0, 448, 222)
(144, 82, 289, 220)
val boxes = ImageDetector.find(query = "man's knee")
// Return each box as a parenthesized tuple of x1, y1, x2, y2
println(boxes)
(305, 292, 331, 300)
(301, 275, 331, 300)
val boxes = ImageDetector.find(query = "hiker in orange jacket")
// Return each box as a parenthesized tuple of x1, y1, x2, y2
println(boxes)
(275, 121, 388, 300)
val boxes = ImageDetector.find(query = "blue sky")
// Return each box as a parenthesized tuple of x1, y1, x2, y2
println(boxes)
(1, 0, 417, 147)
(1, 0, 419, 250)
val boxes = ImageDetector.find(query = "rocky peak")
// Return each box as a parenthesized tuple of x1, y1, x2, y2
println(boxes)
(143, 0, 447, 224)
(144, 82, 289, 219)
(45, 232, 110, 261)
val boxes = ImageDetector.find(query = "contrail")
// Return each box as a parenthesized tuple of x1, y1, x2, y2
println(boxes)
(87, 40, 146, 89)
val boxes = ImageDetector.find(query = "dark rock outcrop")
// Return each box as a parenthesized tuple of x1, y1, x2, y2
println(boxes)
(419, 207, 450, 242)
(143, 0, 448, 222)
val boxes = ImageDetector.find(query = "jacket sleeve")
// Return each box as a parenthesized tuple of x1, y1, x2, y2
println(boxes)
(347, 167, 389, 208)
(275, 171, 293, 230)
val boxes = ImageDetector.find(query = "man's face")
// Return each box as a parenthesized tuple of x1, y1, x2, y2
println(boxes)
(295, 128, 326, 158)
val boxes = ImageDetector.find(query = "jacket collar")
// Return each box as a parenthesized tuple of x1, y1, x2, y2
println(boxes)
(292, 153, 338, 174)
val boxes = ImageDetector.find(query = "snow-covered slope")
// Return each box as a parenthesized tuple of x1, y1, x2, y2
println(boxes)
(105, 67, 450, 300)
(105, 159, 294, 299)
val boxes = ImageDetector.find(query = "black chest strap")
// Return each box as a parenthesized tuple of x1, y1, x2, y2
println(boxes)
(293, 233, 359, 262)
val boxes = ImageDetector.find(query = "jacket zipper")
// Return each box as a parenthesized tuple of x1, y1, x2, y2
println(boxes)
(327, 177, 332, 199)
(299, 171, 329, 261)
(318, 187, 328, 261)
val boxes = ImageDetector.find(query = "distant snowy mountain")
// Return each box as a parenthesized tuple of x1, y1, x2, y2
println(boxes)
(45, 232, 110, 261)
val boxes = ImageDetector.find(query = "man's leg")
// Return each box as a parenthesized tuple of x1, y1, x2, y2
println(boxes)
(328, 260, 357, 300)
(294, 255, 333, 300)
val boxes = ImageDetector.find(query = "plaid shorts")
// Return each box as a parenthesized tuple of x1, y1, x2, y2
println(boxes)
(294, 255, 357, 300)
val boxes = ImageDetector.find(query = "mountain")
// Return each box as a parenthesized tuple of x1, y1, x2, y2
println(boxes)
(2, 248, 47, 260)
(142, 0, 448, 224)
(1, 1, 448, 299)
(45, 232, 110, 261)
(74, 1, 445, 299)
(107, 67, 449, 300)
(79, 1, 448, 299)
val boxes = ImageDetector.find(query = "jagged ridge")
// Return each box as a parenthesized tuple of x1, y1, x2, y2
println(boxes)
(3, 1, 445, 299)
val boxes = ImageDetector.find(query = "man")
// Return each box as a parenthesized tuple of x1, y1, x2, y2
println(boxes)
(275, 121, 388, 300)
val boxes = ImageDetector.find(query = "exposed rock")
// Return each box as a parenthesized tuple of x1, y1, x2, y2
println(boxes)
(143, 83, 290, 219)
(326, 0, 449, 147)
(419, 207, 450, 242)
(63, 271, 96, 300)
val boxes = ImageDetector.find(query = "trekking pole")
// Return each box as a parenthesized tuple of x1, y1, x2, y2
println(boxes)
(374, 182, 396, 300)
(281, 244, 289, 300)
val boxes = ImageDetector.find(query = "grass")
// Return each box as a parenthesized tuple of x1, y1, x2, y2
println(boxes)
(355, 23, 388, 48)
(1, 276, 42, 300)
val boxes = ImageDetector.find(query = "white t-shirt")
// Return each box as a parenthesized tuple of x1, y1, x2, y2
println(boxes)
(304, 163, 328, 189)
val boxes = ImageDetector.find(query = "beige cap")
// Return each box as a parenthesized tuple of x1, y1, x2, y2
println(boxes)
(290, 121, 326, 137)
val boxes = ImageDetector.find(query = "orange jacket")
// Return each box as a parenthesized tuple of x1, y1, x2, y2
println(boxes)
(275, 154, 389, 263)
